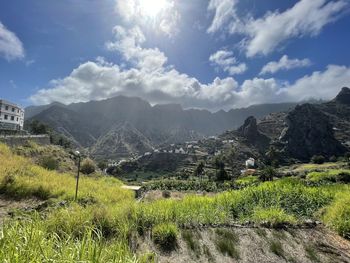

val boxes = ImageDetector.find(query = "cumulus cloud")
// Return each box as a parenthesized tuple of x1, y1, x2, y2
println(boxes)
(260, 55, 311, 75)
(106, 26, 167, 72)
(207, 0, 238, 34)
(209, 50, 247, 75)
(29, 59, 350, 110)
(0, 22, 25, 61)
(115, 0, 180, 37)
(207, 0, 348, 57)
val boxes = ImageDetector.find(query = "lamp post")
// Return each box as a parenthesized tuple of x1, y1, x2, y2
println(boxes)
(74, 151, 81, 201)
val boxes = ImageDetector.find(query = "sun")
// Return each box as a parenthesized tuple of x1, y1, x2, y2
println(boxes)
(139, 0, 167, 17)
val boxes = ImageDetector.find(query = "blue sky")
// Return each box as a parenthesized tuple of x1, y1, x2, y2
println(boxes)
(0, 0, 349, 110)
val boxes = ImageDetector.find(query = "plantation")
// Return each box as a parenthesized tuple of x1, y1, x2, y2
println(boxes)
(1, 143, 350, 262)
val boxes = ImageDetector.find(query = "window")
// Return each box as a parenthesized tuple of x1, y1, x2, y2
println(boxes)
(16, 117, 19, 121)
(4, 115, 8, 120)
(11, 116, 15, 121)
(12, 107, 15, 112)
(5, 106, 8, 110)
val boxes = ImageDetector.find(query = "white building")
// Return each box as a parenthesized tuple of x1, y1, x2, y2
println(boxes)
(245, 158, 255, 168)
(0, 99, 25, 131)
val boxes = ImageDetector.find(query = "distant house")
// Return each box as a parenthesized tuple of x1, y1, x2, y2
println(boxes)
(245, 158, 255, 168)
(0, 99, 25, 131)
(175, 148, 186, 154)
(144, 152, 152, 156)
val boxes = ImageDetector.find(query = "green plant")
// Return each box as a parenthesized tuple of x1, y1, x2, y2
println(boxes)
(269, 240, 284, 258)
(259, 166, 276, 182)
(152, 223, 179, 251)
(305, 245, 320, 262)
(311, 155, 325, 164)
(215, 229, 240, 259)
(40, 156, 59, 170)
(251, 207, 297, 227)
(323, 193, 350, 238)
(162, 190, 171, 198)
(80, 158, 96, 175)
(182, 230, 201, 257)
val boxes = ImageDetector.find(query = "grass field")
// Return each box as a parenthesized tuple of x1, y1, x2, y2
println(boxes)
(0, 143, 350, 261)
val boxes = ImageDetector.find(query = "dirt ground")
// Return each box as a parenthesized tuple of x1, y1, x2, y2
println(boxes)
(137, 226, 350, 263)
(0, 194, 44, 224)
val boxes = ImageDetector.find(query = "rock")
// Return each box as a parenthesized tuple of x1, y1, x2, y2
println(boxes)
(334, 87, 350, 105)
(237, 116, 270, 151)
(280, 104, 346, 161)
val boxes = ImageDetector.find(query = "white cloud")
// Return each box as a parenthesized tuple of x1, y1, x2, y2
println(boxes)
(260, 55, 311, 75)
(209, 50, 247, 75)
(0, 22, 25, 61)
(207, 0, 349, 57)
(207, 0, 238, 34)
(106, 26, 168, 72)
(115, 0, 180, 37)
(29, 60, 350, 111)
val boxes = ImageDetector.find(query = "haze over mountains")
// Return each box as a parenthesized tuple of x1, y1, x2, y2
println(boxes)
(25, 87, 349, 160)
(25, 97, 297, 156)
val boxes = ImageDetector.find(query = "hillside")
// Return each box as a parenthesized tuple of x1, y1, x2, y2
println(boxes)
(1, 142, 350, 262)
(26, 97, 298, 158)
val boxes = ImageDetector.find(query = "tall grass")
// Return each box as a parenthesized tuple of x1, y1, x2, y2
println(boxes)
(1, 142, 350, 261)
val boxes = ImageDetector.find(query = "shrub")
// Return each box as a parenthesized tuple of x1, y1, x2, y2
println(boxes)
(338, 172, 350, 183)
(40, 156, 58, 170)
(162, 190, 171, 199)
(152, 223, 179, 251)
(259, 166, 276, 182)
(80, 158, 96, 175)
(97, 160, 108, 171)
(311, 155, 325, 164)
(329, 156, 338, 162)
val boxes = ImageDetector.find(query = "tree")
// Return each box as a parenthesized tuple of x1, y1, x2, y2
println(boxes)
(311, 155, 325, 164)
(214, 156, 229, 181)
(259, 166, 276, 182)
(265, 146, 279, 167)
(224, 148, 237, 179)
(97, 160, 108, 171)
(194, 161, 205, 181)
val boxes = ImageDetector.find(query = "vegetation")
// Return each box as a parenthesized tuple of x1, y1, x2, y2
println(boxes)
(40, 155, 59, 170)
(1, 142, 350, 261)
(311, 155, 326, 164)
(214, 228, 240, 259)
(152, 223, 179, 251)
(80, 158, 96, 175)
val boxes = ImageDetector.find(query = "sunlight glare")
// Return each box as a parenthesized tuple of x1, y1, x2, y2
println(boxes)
(139, 0, 167, 17)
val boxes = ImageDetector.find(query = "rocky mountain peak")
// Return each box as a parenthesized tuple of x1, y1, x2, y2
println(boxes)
(237, 116, 258, 141)
(334, 87, 350, 105)
(280, 104, 346, 161)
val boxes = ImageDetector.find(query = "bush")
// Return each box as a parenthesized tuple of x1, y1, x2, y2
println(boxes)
(329, 156, 338, 162)
(97, 160, 108, 171)
(80, 158, 96, 175)
(162, 190, 171, 198)
(258, 166, 276, 182)
(152, 223, 178, 251)
(40, 156, 58, 171)
(311, 155, 325, 164)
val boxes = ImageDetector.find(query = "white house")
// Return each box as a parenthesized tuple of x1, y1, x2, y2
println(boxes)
(245, 158, 255, 168)
(0, 99, 25, 131)
(175, 148, 186, 154)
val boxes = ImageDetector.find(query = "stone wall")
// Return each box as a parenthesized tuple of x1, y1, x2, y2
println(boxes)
(0, 135, 50, 147)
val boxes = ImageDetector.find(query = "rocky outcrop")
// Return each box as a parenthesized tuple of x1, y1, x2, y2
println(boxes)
(280, 104, 346, 161)
(237, 116, 270, 151)
(334, 87, 350, 105)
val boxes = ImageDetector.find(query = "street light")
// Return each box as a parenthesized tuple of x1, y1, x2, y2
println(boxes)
(74, 151, 81, 201)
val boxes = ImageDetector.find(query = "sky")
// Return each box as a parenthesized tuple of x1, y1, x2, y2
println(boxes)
(0, 0, 349, 111)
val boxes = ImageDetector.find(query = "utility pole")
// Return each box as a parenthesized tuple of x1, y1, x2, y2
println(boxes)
(75, 151, 81, 201)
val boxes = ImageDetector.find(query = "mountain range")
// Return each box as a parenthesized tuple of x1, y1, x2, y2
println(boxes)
(25, 88, 349, 160)
(25, 96, 298, 159)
